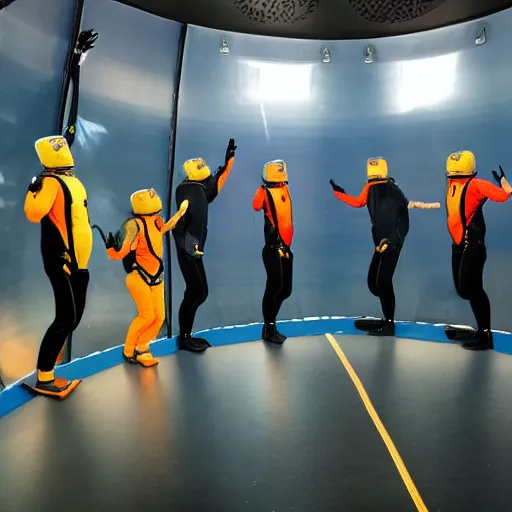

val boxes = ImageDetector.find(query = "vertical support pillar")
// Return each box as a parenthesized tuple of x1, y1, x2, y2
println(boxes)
(164, 23, 188, 339)
(58, 0, 85, 365)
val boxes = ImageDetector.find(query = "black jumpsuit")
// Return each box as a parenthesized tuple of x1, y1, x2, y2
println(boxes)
(334, 178, 409, 322)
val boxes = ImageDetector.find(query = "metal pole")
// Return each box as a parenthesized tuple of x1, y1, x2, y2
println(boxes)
(164, 23, 188, 339)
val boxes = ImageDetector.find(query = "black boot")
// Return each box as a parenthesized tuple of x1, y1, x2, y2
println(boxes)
(368, 319, 395, 337)
(462, 329, 494, 351)
(262, 322, 286, 344)
(178, 334, 211, 353)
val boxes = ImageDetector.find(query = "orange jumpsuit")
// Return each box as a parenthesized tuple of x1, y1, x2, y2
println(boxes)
(107, 214, 179, 366)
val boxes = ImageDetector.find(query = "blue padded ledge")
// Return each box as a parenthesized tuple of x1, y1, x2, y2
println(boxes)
(1, 316, 511, 419)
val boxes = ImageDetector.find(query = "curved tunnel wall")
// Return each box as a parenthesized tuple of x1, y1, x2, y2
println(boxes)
(172, 12, 512, 333)
(70, 0, 182, 358)
(1, 0, 512, 387)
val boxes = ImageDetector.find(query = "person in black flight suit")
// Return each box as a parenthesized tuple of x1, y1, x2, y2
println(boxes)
(173, 139, 237, 352)
(330, 157, 440, 336)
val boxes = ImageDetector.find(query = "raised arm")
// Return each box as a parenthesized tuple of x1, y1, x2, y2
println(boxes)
(60, 30, 98, 147)
(24, 176, 60, 223)
(213, 138, 237, 195)
(107, 218, 139, 261)
(163, 200, 189, 233)
(482, 166, 512, 201)
(329, 179, 370, 208)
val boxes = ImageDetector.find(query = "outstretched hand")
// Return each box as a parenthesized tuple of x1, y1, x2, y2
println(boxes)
(492, 165, 512, 194)
(76, 29, 99, 55)
(329, 179, 344, 194)
(225, 138, 237, 164)
(492, 165, 506, 184)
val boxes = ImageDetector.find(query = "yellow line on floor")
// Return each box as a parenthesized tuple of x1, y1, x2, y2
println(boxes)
(325, 333, 428, 512)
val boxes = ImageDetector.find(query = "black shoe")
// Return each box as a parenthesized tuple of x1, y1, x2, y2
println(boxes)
(462, 330, 494, 351)
(262, 323, 286, 344)
(178, 334, 210, 353)
(368, 320, 395, 337)
(191, 336, 212, 350)
(355, 317, 385, 332)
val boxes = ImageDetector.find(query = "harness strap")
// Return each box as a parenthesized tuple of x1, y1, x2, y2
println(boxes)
(263, 186, 291, 256)
(130, 216, 165, 286)
(42, 173, 78, 273)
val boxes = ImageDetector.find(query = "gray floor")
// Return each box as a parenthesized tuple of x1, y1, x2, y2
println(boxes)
(0, 334, 511, 511)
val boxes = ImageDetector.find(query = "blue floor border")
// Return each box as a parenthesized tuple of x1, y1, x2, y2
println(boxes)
(1, 316, 511, 419)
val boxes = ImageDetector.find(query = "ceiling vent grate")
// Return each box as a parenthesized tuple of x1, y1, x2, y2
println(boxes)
(234, 0, 321, 24)
(349, 0, 445, 24)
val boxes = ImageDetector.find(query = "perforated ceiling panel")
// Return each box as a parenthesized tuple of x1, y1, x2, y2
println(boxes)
(234, 0, 320, 24)
(349, 0, 445, 23)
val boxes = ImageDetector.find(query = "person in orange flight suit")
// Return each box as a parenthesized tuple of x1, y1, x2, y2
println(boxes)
(330, 157, 440, 336)
(444, 150, 512, 350)
(98, 189, 189, 367)
(252, 160, 293, 344)
(23, 136, 92, 398)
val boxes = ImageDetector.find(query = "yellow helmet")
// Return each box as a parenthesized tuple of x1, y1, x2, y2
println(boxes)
(367, 157, 388, 181)
(130, 189, 163, 215)
(446, 150, 476, 178)
(34, 135, 74, 170)
(263, 159, 288, 184)
(183, 158, 211, 181)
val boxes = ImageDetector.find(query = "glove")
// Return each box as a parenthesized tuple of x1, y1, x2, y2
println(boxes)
(376, 239, 389, 253)
(179, 199, 189, 215)
(106, 232, 116, 249)
(329, 179, 344, 194)
(492, 165, 506, 184)
(225, 138, 237, 165)
(28, 174, 44, 193)
(193, 244, 204, 257)
(91, 224, 115, 249)
(76, 29, 98, 55)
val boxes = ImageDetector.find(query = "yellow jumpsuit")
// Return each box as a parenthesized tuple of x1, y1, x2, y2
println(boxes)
(24, 171, 92, 394)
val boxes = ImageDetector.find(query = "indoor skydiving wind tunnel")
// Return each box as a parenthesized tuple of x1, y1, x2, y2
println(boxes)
(4, 0, 512, 509)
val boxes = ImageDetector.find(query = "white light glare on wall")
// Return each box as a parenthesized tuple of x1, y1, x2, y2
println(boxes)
(247, 61, 313, 103)
(397, 52, 458, 113)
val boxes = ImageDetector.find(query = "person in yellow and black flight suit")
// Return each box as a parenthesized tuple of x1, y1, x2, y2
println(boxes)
(23, 136, 92, 398)
(444, 150, 512, 350)
(21, 28, 98, 400)
(98, 190, 188, 367)
(252, 160, 293, 344)
(172, 138, 237, 353)
(330, 157, 440, 336)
